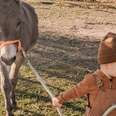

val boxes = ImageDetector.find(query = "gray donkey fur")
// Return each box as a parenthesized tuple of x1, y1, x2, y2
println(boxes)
(0, 0, 38, 115)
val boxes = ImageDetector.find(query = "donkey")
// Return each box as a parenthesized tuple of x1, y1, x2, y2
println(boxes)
(0, 0, 38, 115)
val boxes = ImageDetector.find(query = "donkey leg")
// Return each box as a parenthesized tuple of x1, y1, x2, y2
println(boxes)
(9, 63, 17, 108)
(9, 51, 24, 108)
(1, 82, 13, 116)
(0, 62, 13, 116)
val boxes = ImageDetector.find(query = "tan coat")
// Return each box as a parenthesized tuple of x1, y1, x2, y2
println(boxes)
(57, 70, 116, 116)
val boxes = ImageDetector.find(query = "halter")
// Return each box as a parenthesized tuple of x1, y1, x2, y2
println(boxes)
(0, 40, 22, 51)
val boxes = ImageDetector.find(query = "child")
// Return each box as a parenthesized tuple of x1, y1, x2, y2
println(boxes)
(52, 32, 116, 116)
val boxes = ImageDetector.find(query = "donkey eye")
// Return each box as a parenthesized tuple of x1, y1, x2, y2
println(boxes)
(16, 21, 21, 31)
(16, 21, 21, 28)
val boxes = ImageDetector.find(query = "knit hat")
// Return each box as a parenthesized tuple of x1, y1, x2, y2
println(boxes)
(98, 32, 116, 64)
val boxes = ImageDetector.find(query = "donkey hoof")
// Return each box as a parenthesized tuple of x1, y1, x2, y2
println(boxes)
(6, 112, 14, 116)
(11, 101, 17, 109)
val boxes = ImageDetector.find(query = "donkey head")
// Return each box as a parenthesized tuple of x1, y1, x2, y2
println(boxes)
(0, 0, 22, 65)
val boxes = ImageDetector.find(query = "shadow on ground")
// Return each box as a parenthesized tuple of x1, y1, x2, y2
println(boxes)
(29, 32, 100, 82)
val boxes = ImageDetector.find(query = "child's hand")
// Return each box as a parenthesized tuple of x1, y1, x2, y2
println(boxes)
(52, 97, 62, 108)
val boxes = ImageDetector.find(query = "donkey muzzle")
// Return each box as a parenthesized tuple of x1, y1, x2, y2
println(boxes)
(0, 44, 17, 65)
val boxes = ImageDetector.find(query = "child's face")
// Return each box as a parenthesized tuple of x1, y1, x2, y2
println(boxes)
(100, 62, 116, 77)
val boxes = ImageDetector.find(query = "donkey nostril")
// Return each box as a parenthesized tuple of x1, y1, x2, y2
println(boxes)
(13, 56, 16, 61)
(1, 56, 16, 65)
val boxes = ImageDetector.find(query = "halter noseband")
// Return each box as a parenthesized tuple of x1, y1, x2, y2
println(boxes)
(0, 40, 22, 51)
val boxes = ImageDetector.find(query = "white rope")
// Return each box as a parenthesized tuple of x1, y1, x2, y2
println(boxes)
(103, 105, 116, 116)
(22, 50, 63, 116)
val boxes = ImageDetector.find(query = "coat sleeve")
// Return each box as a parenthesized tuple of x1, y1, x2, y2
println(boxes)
(57, 74, 97, 104)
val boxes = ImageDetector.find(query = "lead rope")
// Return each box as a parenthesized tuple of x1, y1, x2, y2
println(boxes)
(21, 48, 63, 116)
(102, 105, 116, 116)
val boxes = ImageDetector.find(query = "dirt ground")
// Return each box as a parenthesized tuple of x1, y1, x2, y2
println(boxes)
(37, 1, 116, 39)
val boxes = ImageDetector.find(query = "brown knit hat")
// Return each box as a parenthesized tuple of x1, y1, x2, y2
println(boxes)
(98, 32, 116, 64)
